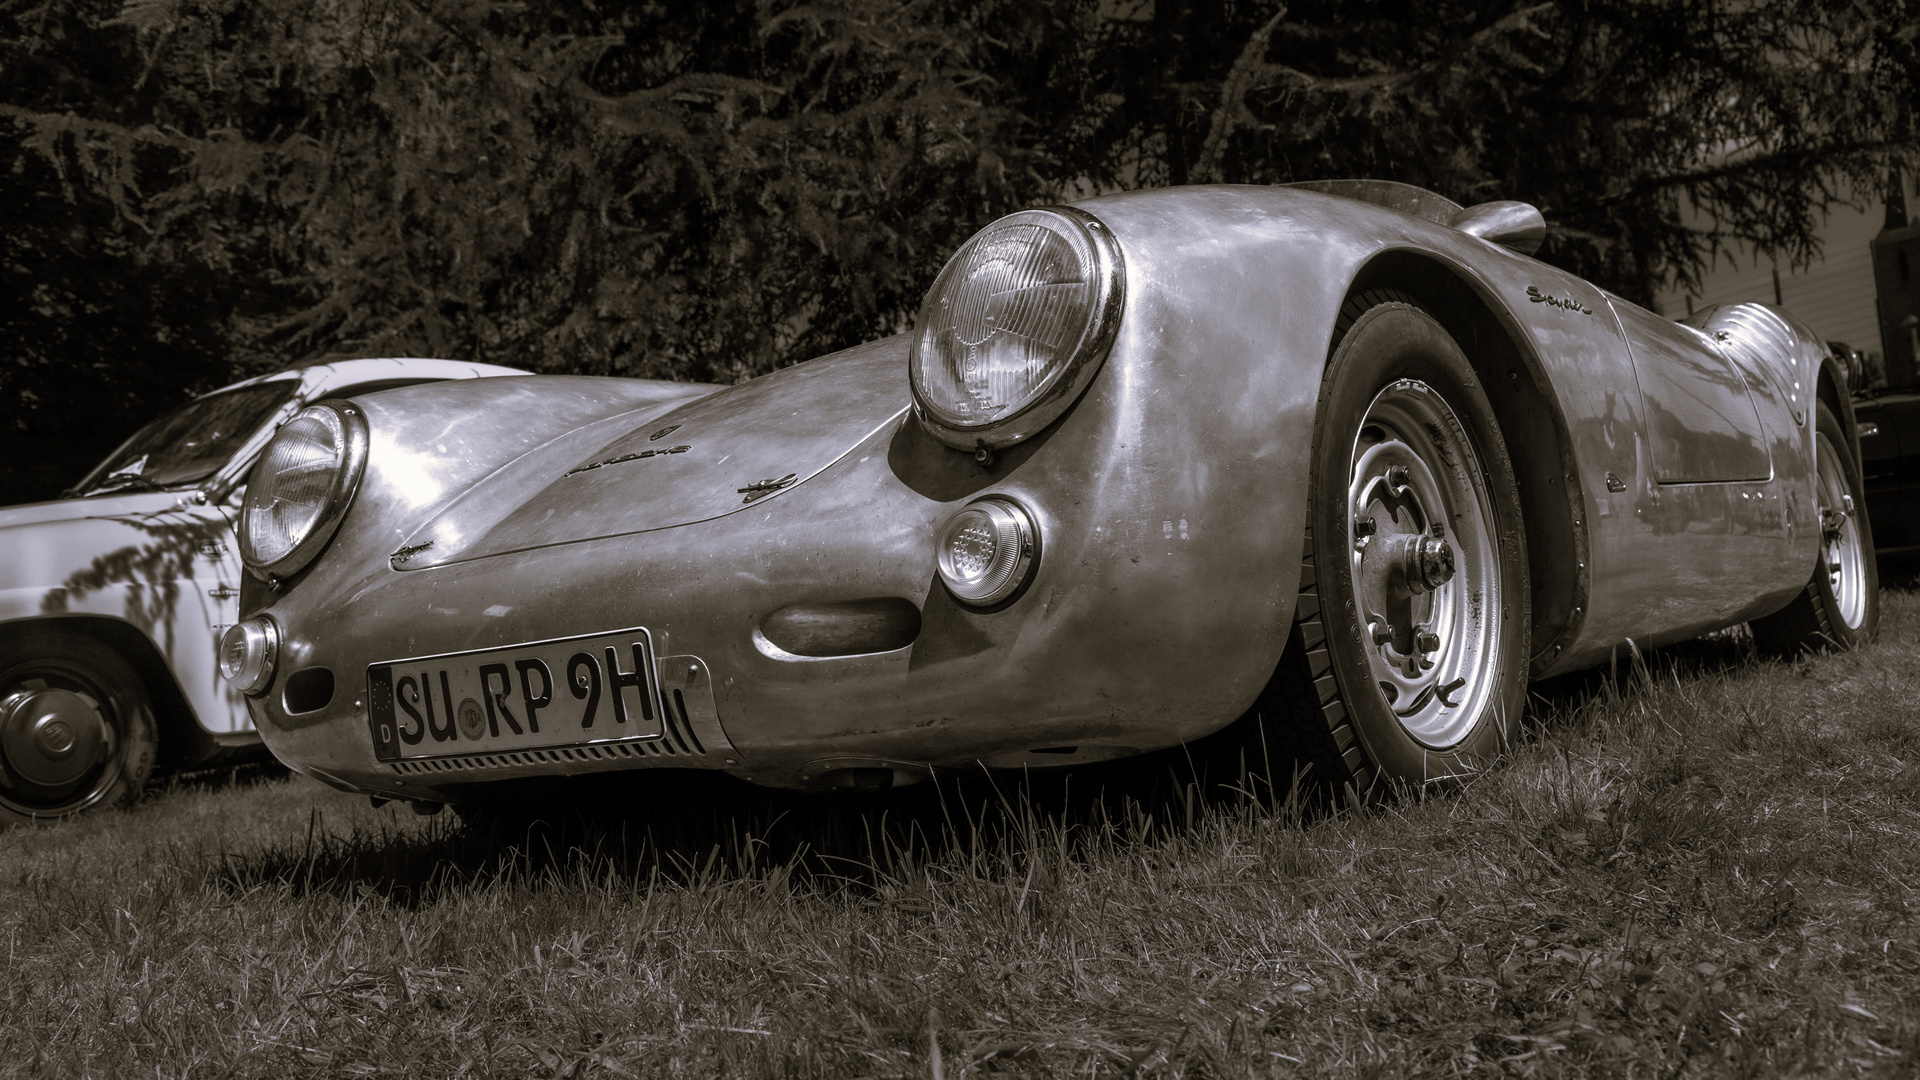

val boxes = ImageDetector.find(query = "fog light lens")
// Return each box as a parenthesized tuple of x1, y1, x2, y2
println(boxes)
(936, 498, 1038, 605)
(219, 617, 279, 696)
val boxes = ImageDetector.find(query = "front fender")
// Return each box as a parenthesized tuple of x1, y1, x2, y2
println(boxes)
(0, 498, 248, 737)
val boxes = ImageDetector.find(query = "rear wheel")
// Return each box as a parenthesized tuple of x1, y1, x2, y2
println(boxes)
(0, 632, 157, 825)
(1752, 401, 1879, 655)
(1267, 293, 1530, 802)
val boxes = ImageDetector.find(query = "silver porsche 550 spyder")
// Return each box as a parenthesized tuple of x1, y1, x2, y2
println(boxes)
(220, 181, 1878, 809)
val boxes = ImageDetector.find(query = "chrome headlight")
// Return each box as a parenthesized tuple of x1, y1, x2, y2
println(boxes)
(218, 617, 279, 696)
(936, 497, 1039, 606)
(238, 402, 369, 579)
(909, 206, 1124, 450)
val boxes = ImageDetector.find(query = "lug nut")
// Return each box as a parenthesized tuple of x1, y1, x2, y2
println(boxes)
(1415, 628, 1440, 653)
(1371, 622, 1394, 645)
(1354, 516, 1377, 538)
(1386, 465, 1411, 491)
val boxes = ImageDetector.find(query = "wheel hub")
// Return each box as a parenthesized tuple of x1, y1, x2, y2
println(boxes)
(1370, 528, 1457, 594)
(1347, 380, 1501, 748)
(1, 688, 110, 788)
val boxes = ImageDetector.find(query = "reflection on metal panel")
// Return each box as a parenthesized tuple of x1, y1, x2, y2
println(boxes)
(1683, 302, 1807, 426)
(1279, 180, 1464, 225)
(396, 338, 911, 569)
(1609, 299, 1772, 483)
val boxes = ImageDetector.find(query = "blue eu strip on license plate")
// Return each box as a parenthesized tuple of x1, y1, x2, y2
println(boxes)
(366, 627, 662, 762)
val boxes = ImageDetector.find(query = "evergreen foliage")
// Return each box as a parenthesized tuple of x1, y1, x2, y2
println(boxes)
(1053, 0, 1920, 301)
(4, 0, 1916, 502)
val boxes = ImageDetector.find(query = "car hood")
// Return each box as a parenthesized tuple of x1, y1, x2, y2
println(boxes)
(390, 335, 911, 569)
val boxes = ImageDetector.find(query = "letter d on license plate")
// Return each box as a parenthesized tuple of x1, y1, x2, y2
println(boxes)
(366, 626, 663, 762)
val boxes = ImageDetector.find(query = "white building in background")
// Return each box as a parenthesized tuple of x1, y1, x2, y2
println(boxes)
(1654, 171, 1920, 391)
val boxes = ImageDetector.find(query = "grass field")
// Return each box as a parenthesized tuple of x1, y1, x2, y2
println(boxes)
(5, 575, 1919, 1078)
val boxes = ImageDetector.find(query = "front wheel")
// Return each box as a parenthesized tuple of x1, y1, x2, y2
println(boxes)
(1268, 294, 1530, 802)
(1751, 401, 1879, 655)
(0, 631, 158, 825)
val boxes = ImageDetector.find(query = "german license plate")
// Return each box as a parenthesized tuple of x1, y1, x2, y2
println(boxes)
(366, 626, 664, 762)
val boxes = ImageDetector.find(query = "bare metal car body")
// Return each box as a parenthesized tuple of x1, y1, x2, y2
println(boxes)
(235, 183, 1862, 803)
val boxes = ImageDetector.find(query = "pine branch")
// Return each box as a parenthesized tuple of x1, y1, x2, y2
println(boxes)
(1190, 5, 1285, 186)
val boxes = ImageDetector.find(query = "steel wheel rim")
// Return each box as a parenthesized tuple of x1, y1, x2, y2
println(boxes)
(1815, 431, 1867, 630)
(1347, 379, 1503, 749)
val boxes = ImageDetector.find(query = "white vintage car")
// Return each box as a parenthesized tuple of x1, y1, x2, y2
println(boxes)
(0, 357, 522, 824)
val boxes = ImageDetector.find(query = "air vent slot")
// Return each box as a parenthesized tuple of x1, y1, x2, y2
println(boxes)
(282, 667, 335, 715)
(758, 597, 922, 658)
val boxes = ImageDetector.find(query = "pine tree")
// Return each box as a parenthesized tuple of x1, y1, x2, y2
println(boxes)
(5, 0, 1916, 501)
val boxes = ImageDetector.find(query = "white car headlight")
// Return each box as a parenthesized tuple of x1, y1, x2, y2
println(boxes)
(909, 206, 1124, 450)
(239, 402, 369, 579)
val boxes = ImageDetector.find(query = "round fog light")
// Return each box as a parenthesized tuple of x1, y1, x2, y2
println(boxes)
(936, 498, 1038, 606)
(219, 618, 280, 696)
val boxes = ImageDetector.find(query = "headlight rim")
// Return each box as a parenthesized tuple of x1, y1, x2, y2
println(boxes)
(909, 205, 1126, 452)
(238, 400, 370, 582)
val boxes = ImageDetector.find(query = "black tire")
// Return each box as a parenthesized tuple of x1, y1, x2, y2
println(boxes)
(0, 631, 158, 825)
(1266, 292, 1531, 804)
(1752, 400, 1879, 655)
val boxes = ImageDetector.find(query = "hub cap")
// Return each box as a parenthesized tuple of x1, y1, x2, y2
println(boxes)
(1815, 431, 1867, 630)
(1, 687, 111, 789)
(1348, 380, 1503, 748)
